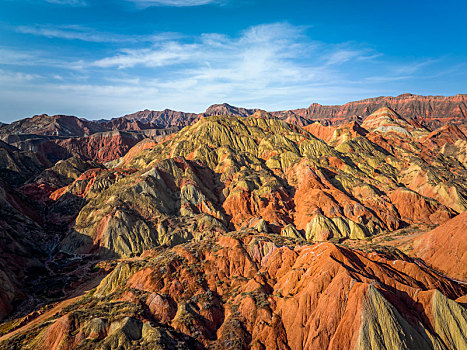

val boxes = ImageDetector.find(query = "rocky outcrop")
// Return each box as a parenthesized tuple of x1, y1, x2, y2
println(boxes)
(204, 103, 258, 118)
(1, 128, 180, 164)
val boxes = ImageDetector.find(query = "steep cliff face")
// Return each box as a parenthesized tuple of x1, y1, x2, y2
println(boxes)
(274, 93, 467, 128)
(0, 145, 50, 321)
(0, 140, 47, 187)
(51, 131, 146, 163)
(0, 182, 49, 321)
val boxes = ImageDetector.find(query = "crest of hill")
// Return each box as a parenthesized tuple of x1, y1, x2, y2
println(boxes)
(305, 120, 368, 144)
(120, 108, 199, 128)
(203, 103, 258, 118)
(0, 114, 107, 137)
(0, 113, 180, 139)
(361, 107, 415, 132)
(420, 124, 467, 146)
(3, 93, 467, 134)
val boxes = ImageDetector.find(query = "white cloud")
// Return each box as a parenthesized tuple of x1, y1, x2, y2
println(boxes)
(45, 0, 87, 6)
(93, 41, 197, 68)
(0, 48, 35, 65)
(127, 0, 223, 7)
(0, 69, 42, 83)
(87, 22, 369, 94)
(0, 47, 77, 69)
(1, 22, 449, 121)
(15, 25, 182, 43)
(325, 49, 370, 65)
(17, 25, 124, 42)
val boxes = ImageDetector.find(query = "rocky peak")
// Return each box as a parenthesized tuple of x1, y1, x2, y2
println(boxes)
(361, 107, 413, 133)
(204, 103, 257, 117)
(251, 110, 274, 119)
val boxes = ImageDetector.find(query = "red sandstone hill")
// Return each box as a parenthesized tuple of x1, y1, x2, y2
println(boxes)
(0, 114, 107, 137)
(120, 104, 257, 128)
(273, 93, 467, 128)
(0, 114, 168, 138)
(121, 108, 199, 128)
(1, 233, 466, 349)
(116, 94, 467, 129)
(1, 128, 179, 164)
(409, 211, 467, 281)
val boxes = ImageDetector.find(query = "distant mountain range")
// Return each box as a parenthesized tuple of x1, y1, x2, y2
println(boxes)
(2, 94, 466, 136)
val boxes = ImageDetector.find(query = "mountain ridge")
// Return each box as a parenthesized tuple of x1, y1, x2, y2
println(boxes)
(2, 93, 466, 133)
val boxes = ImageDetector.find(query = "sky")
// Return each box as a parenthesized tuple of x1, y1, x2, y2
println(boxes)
(0, 0, 466, 122)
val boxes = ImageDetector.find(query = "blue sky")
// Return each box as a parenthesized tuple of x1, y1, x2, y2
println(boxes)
(0, 0, 466, 122)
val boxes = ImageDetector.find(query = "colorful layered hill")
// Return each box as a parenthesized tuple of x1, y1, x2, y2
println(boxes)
(41, 109, 465, 262)
(2, 233, 466, 349)
(0, 103, 466, 349)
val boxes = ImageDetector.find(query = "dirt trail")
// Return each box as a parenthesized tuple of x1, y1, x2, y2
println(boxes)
(0, 274, 105, 343)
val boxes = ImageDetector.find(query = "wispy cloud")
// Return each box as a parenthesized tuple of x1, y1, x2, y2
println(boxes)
(15, 24, 182, 43)
(0, 69, 42, 83)
(45, 0, 87, 6)
(90, 23, 311, 71)
(43, 0, 226, 8)
(126, 0, 224, 7)
(0, 46, 80, 69)
(325, 49, 376, 65)
(93, 41, 197, 68)
(0, 22, 451, 121)
(87, 22, 373, 93)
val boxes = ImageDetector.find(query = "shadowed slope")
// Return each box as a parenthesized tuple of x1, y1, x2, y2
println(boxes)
(409, 211, 467, 281)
